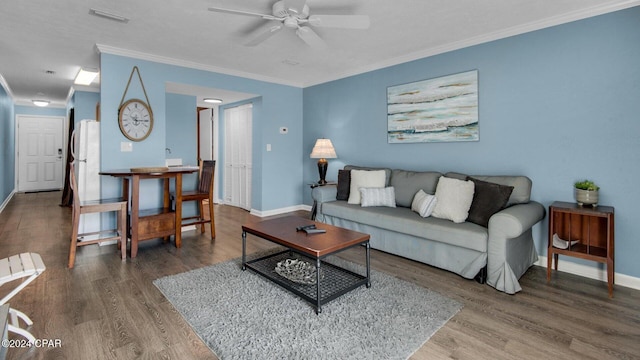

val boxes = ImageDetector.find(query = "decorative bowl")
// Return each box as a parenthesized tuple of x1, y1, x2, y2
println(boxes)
(575, 188, 598, 207)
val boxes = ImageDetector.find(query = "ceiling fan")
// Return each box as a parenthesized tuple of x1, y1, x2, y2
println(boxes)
(208, 0, 370, 48)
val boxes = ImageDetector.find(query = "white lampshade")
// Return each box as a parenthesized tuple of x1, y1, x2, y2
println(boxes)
(310, 139, 337, 159)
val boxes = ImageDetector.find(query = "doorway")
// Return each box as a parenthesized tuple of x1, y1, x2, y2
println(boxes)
(16, 115, 65, 192)
(197, 107, 219, 203)
(223, 104, 252, 211)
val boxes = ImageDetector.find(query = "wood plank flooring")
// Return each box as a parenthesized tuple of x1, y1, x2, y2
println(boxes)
(0, 191, 638, 359)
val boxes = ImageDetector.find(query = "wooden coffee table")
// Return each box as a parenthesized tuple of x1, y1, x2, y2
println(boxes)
(241, 216, 371, 314)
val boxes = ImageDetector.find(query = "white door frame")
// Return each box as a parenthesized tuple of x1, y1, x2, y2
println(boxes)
(15, 114, 67, 192)
(198, 107, 220, 203)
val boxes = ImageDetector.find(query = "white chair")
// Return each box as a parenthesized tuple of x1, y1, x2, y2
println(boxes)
(0, 253, 46, 343)
(69, 162, 127, 268)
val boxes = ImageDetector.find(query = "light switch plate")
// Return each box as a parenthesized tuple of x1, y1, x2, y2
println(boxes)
(121, 142, 133, 152)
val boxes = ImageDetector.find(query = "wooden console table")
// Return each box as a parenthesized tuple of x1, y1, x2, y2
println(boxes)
(547, 201, 615, 297)
(101, 166, 199, 258)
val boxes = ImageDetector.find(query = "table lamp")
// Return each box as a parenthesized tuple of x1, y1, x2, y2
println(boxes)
(310, 138, 337, 184)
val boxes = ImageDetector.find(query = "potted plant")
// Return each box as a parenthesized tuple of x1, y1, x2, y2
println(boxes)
(574, 180, 599, 207)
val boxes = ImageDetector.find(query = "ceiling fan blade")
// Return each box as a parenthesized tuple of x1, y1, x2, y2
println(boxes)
(296, 26, 327, 48)
(245, 25, 283, 46)
(208, 7, 281, 21)
(308, 15, 370, 29)
(283, 0, 308, 16)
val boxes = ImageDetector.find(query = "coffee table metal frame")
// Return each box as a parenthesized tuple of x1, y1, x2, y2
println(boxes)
(242, 222, 370, 314)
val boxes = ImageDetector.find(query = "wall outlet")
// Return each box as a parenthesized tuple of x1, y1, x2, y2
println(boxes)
(279, 127, 288, 134)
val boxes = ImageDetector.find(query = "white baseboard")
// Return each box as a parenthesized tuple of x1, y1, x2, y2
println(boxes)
(181, 225, 197, 232)
(250, 204, 312, 218)
(0, 190, 16, 213)
(536, 256, 640, 291)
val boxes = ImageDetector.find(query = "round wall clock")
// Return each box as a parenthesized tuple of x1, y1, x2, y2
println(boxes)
(118, 98, 153, 141)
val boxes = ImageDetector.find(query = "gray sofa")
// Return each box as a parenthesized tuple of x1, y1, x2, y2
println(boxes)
(312, 165, 545, 294)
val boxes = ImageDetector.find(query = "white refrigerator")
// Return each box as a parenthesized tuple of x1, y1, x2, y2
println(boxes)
(71, 119, 101, 237)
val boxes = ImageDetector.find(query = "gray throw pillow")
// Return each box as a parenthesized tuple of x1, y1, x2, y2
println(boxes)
(466, 177, 514, 227)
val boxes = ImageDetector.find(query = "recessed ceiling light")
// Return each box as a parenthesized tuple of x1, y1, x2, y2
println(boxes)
(32, 100, 50, 107)
(74, 68, 99, 85)
(203, 98, 223, 104)
(89, 8, 129, 23)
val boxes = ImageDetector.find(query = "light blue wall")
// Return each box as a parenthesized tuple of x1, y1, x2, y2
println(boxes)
(165, 92, 198, 216)
(303, 7, 640, 278)
(15, 105, 66, 117)
(0, 83, 15, 204)
(72, 91, 100, 122)
(99, 54, 303, 211)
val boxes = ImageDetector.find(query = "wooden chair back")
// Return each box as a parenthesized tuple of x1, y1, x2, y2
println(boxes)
(198, 160, 216, 195)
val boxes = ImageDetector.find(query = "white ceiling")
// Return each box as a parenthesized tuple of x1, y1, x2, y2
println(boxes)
(1, 0, 638, 108)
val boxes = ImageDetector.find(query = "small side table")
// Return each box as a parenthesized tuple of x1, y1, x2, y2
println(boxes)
(309, 182, 337, 220)
(547, 201, 615, 297)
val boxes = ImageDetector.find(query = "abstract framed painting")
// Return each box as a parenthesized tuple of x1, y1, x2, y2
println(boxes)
(387, 70, 478, 143)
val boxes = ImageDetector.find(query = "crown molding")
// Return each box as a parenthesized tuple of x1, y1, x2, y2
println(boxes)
(303, 0, 640, 87)
(95, 44, 304, 88)
(0, 74, 16, 101)
(95, 2, 640, 89)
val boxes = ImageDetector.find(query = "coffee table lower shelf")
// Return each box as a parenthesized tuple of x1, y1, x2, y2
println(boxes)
(244, 250, 369, 314)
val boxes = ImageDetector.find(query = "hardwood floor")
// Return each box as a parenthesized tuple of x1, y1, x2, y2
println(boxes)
(0, 191, 639, 359)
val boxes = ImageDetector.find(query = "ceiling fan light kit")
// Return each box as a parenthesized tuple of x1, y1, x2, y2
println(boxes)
(208, 0, 369, 48)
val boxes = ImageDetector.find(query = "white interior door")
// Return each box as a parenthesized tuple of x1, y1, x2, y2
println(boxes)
(223, 104, 252, 210)
(17, 115, 65, 192)
(199, 107, 219, 202)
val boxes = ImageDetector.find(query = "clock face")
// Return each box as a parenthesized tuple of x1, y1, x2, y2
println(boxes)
(119, 99, 153, 141)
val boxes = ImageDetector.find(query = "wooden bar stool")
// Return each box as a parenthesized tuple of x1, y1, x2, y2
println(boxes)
(0, 252, 46, 343)
(172, 160, 216, 239)
(69, 162, 127, 268)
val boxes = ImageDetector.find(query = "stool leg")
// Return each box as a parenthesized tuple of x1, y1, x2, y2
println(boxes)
(69, 209, 81, 268)
(10, 308, 33, 326)
(118, 204, 127, 261)
(199, 200, 205, 233)
(209, 199, 215, 239)
(8, 324, 36, 344)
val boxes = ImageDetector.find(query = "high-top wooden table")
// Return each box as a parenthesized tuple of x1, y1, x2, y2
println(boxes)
(241, 216, 371, 314)
(101, 166, 199, 258)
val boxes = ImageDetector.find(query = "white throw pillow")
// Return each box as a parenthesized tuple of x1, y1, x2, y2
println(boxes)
(360, 187, 396, 208)
(431, 176, 475, 223)
(411, 189, 437, 217)
(348, 170, 386, 204)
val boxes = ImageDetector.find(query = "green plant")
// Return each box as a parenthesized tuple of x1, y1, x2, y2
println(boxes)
(574, 180, 599, 191)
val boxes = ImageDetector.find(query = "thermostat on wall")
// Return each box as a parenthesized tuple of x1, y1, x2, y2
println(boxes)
(279, 127, 288, 134)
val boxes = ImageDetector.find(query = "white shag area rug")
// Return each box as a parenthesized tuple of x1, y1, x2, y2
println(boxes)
(153, 253, 461, 360)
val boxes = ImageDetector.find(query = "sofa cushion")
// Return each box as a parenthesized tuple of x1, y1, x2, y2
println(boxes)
(466, 177, 514, 227)
(336, 169, 351, 200)
(445, 172, 532, 206)
(411, 189, 437, 217)
(347, 170, 386, 204)
(360, 187, 396, 208)
(390, 169, 442, 207)
(345, 165, 392, 186)
(431, 176, 475, 223)
(321, 201, 488, 253)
